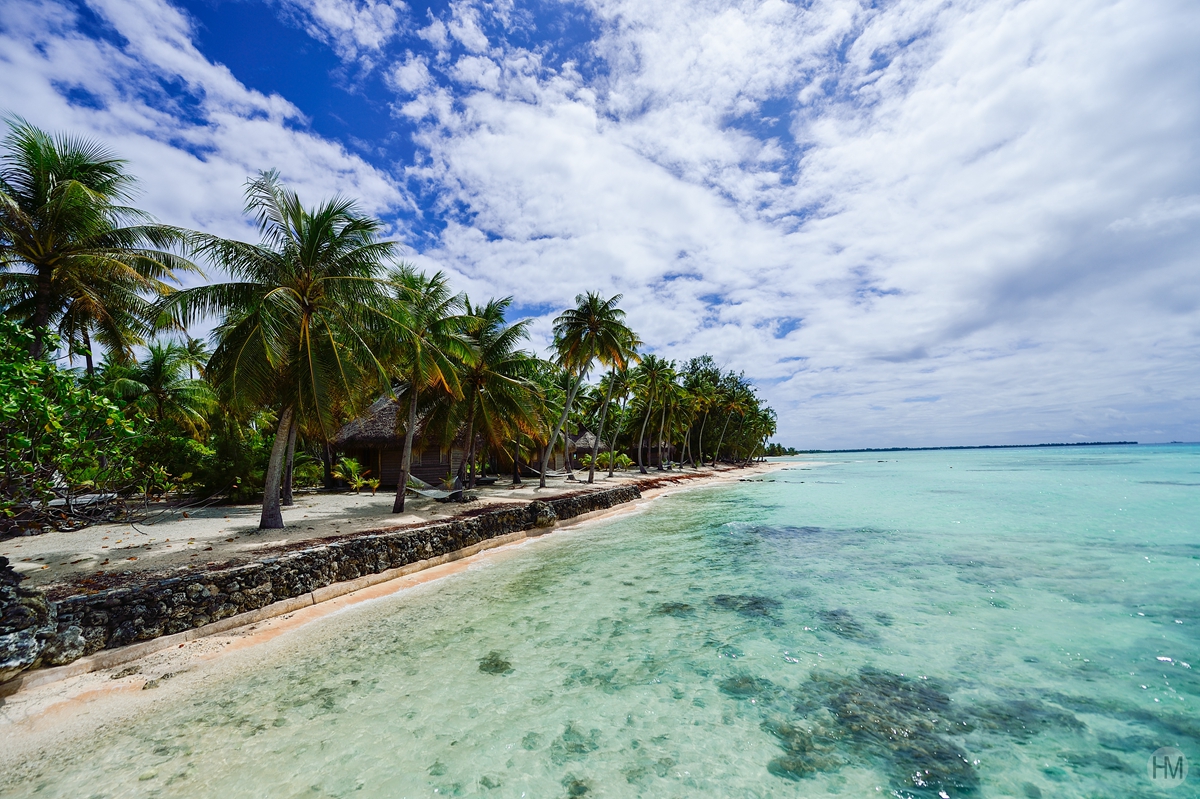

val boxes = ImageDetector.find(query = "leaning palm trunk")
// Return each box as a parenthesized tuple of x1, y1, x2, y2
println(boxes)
(732, 414, 747, 466)
(713, 414, 733, 467)
(682, 425, 692, 468)
(745, 441, 760, 466)
(260, 405, 295, 529)
(512, 435, 522, 485)
(587, 375, 616, 483)
(538, 376, 580, 488)
(656, 404, 667, 470)
(697, 412, 709, 466)
(392, 391, 419, 513)
(462, 404, 477, 489)
(608, 396, 628, 478)
(281, 417, 298, 506)
(637, 402, 654, 474)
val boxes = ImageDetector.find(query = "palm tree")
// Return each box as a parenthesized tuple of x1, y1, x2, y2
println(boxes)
(104, 340, 214, 436)
(456, 297, 541, 489)
(166, 170, 396, 529)
(181, 336, 209, 379)
(712, 375, 753, 465)
(586, 328, 639, 483)
(384, 267, 474, 513)
(538, 292, 636, 488)
(630, 354, 674, 474)
(601, 366, 633, 478)
(0, 117, 195, 360)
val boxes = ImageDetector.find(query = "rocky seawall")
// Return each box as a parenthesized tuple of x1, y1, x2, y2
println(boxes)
(1, 485, 640, 683)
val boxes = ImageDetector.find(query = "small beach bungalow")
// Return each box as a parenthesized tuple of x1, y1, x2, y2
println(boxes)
(333, 397, 465, 487)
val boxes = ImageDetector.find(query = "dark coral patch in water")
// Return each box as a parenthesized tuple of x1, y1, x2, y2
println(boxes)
(478, 651, 514, 675)
(762, 719, 844, 780)
(562, 775, 591, 796)
(970, 699, 1082, 741)
(712, 594, 782, 617)
(550, 724, 602, 764)
(653, 602, 695, 617)
(719, 674, 779, 699)
(817, 608, 880, 643)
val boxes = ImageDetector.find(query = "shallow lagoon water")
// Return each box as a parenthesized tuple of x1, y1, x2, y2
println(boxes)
(4, 444, 1199, 798)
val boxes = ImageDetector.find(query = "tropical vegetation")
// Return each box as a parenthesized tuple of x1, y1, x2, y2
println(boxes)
(0, 121, 789, 535)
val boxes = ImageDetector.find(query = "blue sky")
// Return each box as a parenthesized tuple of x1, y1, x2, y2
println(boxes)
(2, 0, 1199, 448)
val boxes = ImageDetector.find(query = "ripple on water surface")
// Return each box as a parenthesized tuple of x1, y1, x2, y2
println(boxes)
(4, 446, 1199, 798)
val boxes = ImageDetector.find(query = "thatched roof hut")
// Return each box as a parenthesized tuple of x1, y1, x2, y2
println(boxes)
(333, 396, 404, 448)
(569, 431, 607, 452)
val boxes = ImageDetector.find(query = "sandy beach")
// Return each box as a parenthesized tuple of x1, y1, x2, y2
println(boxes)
(0, 461, 790, 761)
(3, 467, 754, 599)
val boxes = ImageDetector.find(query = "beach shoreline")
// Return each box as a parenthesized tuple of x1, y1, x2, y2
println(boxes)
(0, 460, 792, 759)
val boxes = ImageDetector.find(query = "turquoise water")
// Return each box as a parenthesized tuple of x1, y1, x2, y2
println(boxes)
(4, 444, 1198, 798)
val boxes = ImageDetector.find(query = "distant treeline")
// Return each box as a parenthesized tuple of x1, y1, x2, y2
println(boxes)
(797, 441, 1138, 454)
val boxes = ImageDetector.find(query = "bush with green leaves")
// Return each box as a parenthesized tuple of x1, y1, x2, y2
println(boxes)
(0, 320, 141, 532)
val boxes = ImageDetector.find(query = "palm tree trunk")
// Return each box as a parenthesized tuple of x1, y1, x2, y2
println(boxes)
(81, 328, 95, 378)
(392, 390, 419, 513)
(322, 442, 334, 489)
(637, 401, 653, 474)
(732, 413, 747, 466)
(608, 396, 627, 478)
(656, 404, 667, 470)
(538, 375, 580, 488)
(462, 403, 477, 489)
(588, 374, 616, 483)
(281, 417, 298, 506)
(28, 265, 54, 360)
(259, 405, 294, 529)
(697, 412, 708, 466)
(713, 414, 732, 467)
(512, 435, 522, 485)
(682, 425, 692, 467)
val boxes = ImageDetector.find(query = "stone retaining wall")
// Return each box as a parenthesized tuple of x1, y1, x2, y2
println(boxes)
(1, 485, 640, 681)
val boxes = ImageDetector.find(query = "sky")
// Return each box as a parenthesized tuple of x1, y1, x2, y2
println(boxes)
(2, 0, 1198, 448)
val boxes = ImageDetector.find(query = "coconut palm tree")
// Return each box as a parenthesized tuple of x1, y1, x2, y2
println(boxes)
(600, 366, 633, 478)
(103, 340, 214, 437)
(586, 328, 639, 484)
(630, 354, 674, 474)
(383, 267, 475, 513)
(456, 297, 541, 489)
(181, 336, 209, 379)
(712, 375, 753, 465)
(0, 117, 195, 361)
(165, 170, 396, 529)
(538, 292, 636, 488)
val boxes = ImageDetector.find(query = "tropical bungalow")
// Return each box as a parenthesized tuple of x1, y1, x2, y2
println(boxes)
(334, 397, 465, 487)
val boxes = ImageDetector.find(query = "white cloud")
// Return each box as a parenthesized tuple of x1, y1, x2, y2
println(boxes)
(387, 51, 433, 93)
(277, 0, 408, 67)
(446, 1, 490, 53)
(5, 0, 1198, 447)
(395, 0, 1200, 446)
(0, 0, 406, 248)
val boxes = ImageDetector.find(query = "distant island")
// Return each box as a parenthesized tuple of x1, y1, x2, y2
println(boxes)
(797, 441, 1138, 454)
